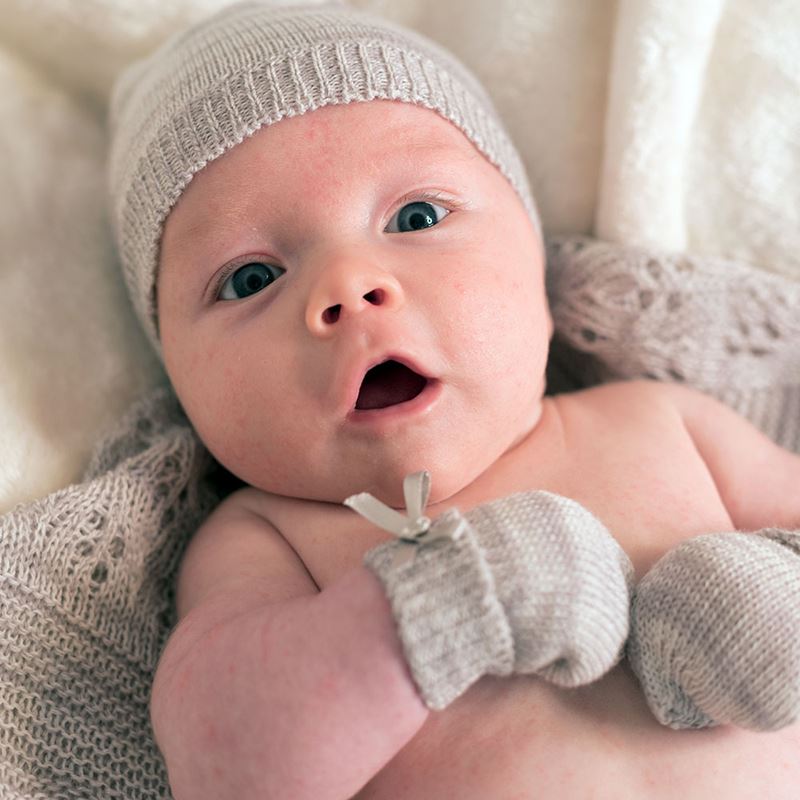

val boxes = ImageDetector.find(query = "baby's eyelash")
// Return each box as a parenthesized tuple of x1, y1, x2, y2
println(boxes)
(395, 190, 469, 212)
(210, 262, 235, 301)
(209, 258, 274, 302)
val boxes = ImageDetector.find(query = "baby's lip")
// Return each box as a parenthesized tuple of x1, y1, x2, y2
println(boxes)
(339, 352, 436, 417)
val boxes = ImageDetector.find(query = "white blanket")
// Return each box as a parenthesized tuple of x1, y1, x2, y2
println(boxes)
(1, 0, 798, 512)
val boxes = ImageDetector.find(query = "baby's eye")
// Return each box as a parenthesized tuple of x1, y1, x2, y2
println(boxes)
(385, 201, 449, 233)
(218, 261, 285, 301)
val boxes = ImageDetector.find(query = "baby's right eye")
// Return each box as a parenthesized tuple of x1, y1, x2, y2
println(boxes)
(218, 261, 285, 301)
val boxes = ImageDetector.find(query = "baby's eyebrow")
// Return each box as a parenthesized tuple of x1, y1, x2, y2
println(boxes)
(173, 202, 253, 258)
(400, 136, 482, 165)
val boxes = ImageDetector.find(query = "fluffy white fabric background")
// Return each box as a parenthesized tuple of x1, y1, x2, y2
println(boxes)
(0, 0, 798, 512)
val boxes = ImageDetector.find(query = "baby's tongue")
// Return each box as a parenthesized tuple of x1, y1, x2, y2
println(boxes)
(355, 361, 427, 410)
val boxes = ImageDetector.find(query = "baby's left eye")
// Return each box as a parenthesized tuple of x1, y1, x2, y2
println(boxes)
(217, 261, 284, 301)
(385, 201, 449, 233)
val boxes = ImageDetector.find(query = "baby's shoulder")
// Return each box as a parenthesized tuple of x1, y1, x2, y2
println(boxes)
(556, 378, 698, 426)
(230, 485, 327, 544)
(172, 484, 321, 620)
(551, 380, 728, 462)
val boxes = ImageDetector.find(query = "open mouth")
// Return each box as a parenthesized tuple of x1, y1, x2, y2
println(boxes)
(355, 359, 429, 410)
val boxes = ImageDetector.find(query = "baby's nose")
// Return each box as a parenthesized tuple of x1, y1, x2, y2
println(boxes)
(305, 262, 404, 337)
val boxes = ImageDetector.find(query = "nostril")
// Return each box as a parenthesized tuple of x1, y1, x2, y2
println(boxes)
(321, 289, 386, 325)
(322, 305, 341, 324)
(364, 288, 385, 306)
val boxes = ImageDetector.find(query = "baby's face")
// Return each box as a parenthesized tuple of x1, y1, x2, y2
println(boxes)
(158, 100, 550, 506)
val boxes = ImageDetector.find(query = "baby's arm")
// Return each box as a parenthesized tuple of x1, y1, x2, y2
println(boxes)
(628, 383, 800, 730)
(150, 488, 429, 800)
(669, 383, 800, 529)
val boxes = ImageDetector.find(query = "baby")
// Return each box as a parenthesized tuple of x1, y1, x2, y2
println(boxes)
(108, 3, 800, 798)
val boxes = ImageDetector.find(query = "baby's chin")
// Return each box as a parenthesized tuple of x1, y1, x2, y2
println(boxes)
(240, 410, 545, 508)
(238, 452, 487, 510)
(341, 470, 475, 510)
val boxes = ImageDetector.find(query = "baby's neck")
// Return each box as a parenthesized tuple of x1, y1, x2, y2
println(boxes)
(426, 395, 559, 515)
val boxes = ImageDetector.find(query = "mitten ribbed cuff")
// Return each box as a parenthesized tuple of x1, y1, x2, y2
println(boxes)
(364, 516, 513, 710)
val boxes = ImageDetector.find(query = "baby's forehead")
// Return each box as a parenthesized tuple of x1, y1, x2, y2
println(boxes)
(304, 99, 472, 137)
(248, 100, 483, 166)
(171, 100, 484, 214)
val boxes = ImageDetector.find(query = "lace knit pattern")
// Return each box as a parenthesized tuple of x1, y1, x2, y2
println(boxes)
(0, 388, 221, 799)
(546, 236, 800, 454)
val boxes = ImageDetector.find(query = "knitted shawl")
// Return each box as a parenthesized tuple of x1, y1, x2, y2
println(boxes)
(0, 388, 224, 798)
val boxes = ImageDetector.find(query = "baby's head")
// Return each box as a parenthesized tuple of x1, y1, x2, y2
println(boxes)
(108, 1, 550, 506)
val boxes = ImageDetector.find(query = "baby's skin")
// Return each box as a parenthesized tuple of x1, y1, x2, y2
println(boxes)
(151, 100, 800, 799)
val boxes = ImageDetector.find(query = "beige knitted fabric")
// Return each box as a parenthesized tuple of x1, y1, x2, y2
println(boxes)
(107, 0, 539, 357)
(362, 490, 634, 710)
(628, 528, 800, 731)
(0, 388, 222, 799)
(546, 236, 800, 455)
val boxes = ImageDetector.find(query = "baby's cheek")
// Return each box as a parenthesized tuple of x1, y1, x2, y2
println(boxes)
(222, 401, 326, 494)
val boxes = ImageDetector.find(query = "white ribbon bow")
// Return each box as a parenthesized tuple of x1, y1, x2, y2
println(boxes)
(344, 470, 466, 568)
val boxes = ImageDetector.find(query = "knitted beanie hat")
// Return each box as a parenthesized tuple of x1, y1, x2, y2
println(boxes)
(108, 0, 540, 356)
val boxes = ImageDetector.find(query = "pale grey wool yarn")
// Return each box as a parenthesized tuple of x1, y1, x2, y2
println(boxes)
(363, 490, 635, 710)
(628, 528, 800, 731)
(107, 0, 541, 358)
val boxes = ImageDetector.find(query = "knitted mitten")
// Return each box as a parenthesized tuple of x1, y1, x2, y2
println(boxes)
(346, 472, 633, 711)
(628, 528, 800, 731)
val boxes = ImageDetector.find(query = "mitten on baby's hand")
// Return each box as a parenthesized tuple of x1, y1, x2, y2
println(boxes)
(628, 528, 800, 731)
(348, 473, 633, 710)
